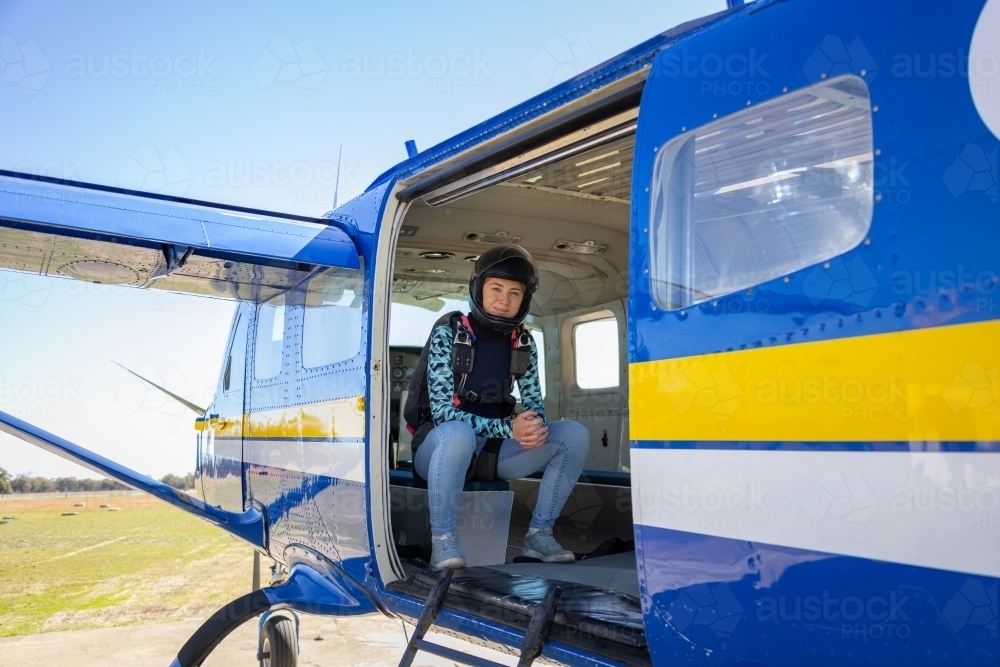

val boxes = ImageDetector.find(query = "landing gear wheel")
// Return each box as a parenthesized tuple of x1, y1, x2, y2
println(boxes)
(260, 616, 298, 667)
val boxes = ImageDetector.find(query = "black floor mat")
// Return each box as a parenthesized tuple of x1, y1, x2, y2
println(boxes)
(484, 551, 641, 599)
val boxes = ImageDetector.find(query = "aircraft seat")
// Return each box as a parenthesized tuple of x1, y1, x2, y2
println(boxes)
(388, 468, 510, 492)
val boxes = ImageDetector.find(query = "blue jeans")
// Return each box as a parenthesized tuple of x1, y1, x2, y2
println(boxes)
(413, 420, 590, 536)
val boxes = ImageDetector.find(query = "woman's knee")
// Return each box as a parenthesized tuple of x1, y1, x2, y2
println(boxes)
(429, 421, 476, 462)
(550, 420, 590, 458)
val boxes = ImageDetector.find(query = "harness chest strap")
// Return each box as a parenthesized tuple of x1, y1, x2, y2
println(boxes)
(451, 316, 531, 408)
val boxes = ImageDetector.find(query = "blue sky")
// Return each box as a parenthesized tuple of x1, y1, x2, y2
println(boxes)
(0, 0, 722, 479)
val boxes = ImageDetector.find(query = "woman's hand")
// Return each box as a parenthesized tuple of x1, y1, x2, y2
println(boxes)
(512, 410, 548, 449)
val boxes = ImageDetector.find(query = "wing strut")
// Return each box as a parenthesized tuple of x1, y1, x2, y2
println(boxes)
(0, 410, 263, 546)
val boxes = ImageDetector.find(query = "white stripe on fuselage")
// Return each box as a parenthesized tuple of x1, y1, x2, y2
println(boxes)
(631, 449, 1000, 577)
(243, 439, 366, 484)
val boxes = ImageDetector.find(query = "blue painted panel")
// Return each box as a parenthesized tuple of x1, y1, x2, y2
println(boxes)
(629, 0, 999, 364)
(635, 523, 998, 666)
(626, 1, 1000, 664)
(207, 451, 243, 511)
(240, 185, 382, 580)
(0, 171, 359, 270)
(247, 464, 370, 566)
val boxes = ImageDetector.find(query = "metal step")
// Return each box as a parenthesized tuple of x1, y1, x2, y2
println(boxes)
(398, 569, 561, 667)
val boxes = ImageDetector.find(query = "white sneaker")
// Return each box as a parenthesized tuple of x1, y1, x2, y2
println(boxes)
(521, 527, 575, 563)
(430, 532, 466, 570)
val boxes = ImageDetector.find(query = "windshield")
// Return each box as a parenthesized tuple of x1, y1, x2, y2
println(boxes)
(389, 296, 468, 347)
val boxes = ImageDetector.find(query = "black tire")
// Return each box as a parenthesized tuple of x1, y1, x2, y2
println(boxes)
(260, 616, 298, 667)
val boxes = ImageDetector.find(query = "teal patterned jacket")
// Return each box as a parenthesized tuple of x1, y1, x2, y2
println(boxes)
(427, 321, 546, 439)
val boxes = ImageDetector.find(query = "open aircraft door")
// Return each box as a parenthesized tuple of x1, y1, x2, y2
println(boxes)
(628, 1, 999, 664)
(0, 170, 361, 545)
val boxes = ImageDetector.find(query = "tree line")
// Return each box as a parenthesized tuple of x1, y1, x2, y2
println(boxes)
(0, 467, 195, 494)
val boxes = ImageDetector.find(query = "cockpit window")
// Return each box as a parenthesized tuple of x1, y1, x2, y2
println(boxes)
(303, 267, 364, 368)
(389, 296, 468, 347)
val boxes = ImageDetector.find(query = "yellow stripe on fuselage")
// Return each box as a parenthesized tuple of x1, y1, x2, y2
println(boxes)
(213, 396, 366, 439)
(629, 320, 999, 441)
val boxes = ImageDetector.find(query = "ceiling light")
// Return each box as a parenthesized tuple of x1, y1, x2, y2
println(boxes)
(524, 175, 543, 183)
(578, 161, 621, 178)
(420, 251, 454, 260)
(577, 177, 609, 189)
(575, 150, 620, 167)
(464, 255, 479, 263)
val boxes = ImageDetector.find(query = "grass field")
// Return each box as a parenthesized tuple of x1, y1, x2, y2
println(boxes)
(0, 492, 255, 638)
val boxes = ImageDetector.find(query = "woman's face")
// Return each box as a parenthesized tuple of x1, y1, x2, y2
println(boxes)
(482, 276, 525, 318)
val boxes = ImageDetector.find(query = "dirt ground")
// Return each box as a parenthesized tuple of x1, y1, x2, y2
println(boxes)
(0, 612, 518, 667)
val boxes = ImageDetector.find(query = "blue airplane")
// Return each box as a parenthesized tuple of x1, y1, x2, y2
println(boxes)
(1, 0, 999, 664)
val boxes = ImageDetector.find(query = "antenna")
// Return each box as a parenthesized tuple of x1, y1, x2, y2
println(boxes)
(111, 361, 206, 415)
(332, 144, 343, 209)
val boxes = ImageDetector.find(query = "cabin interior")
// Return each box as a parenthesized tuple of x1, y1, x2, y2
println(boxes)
(385, 133, 649, 662)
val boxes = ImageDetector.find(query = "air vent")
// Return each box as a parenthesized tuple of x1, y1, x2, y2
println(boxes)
(393, 279, 418, 293)
(464, 230, 521, 245)
(552, 239, 607, 255)
(405, 268, 454, 275)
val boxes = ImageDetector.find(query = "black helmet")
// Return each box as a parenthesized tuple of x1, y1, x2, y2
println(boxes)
(468, 245, 538, 333)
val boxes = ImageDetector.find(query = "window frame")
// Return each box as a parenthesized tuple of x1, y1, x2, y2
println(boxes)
(570, 310, 622, 392)
(562, 309, 621, 392)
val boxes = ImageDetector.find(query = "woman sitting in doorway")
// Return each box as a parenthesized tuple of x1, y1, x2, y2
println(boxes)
(412, 245, 589, 569)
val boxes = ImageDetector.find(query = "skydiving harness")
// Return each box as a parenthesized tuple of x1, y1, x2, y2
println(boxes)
(404, 311, 532, 482)
(450, 313, 532, 411)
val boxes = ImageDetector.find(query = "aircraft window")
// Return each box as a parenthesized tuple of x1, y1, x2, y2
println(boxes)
(389, 297, 468, 347)
(303, 268, 364, 368)
(574, 316, 620, 389)
(254, 295, 286, 380)
(649, 74, 874, 310)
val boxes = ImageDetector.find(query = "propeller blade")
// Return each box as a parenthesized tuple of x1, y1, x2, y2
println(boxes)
(111, 361, 207, 415)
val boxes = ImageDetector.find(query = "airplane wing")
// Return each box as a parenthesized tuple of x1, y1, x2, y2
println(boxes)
(0, 169, 360, 302)
(0, 170, 361, 545)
